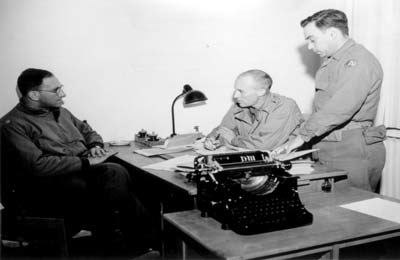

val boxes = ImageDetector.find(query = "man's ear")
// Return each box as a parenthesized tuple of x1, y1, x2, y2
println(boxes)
(327, 27, 339, 40)
(256, 88, 267, 97)
(27, 90, 40, 101)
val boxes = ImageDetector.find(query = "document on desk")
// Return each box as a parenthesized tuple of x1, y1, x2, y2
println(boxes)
(288, 160, 315, 175)
(134, 146, 193, 157)
(143, 154, 196, 172)
(341, 198, 400, 224)
(195, 144, 250, 155)
(271, 149, 319, 161)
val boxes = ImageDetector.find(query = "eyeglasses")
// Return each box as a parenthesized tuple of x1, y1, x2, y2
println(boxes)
(37, 86, 64, 96)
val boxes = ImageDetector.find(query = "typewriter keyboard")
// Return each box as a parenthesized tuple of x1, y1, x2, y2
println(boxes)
(222, 193, 313, 234)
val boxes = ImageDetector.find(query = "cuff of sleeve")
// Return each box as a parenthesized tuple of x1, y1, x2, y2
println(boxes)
(231, 137, 246, 148)
(300, 133, 312, 143)
(81, 157, 90, 170)
(299, 127, 316, 142)
(87, 142, 104, 149)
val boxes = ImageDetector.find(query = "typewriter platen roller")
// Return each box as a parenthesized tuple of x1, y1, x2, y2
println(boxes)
(187, 151, 313, 235)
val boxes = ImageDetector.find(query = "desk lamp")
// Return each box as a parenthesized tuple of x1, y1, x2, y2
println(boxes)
(171, 84, 207, 137)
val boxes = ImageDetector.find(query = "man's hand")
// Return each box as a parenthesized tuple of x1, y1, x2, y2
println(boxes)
(204, 136, 222, 150)
(87, 151, 118, 165)
(89, 146, 107, 157)
(273, 135, 305, 154)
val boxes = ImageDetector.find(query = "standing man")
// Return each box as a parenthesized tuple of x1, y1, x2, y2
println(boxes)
(0, 68, 156, 256)
(277, 9, 386, 192)
(204, 69, 303, 151)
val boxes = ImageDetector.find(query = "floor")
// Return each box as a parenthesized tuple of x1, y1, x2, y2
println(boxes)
(1, 236, 161, 260)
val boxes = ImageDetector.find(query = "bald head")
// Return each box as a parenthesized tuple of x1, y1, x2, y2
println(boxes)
(233, 69, 273, 108)
(237, 69, 273, 90)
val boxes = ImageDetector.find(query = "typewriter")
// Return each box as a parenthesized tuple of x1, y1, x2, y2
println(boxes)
(187, 151, 313, 235)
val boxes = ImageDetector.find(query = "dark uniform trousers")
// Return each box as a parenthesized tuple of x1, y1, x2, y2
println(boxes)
(24, 161, 156, 251)
(313, 128, 385, 192)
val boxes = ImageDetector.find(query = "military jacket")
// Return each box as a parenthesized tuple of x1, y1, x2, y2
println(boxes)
(300, 39, 383, 141)
(212, 93, 303, 150)
(1, 103, 103, 177)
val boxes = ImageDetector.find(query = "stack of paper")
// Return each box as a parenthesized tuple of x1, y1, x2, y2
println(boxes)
(288, 160, 315, 175)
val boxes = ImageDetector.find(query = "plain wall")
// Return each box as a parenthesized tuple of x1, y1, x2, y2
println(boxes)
(0, 0, 347, 141)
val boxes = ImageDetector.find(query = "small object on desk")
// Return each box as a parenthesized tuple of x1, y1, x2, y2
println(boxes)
(109, 140, 131, 146)
(134, 129, 165, 147)
(138, 129, 147, 138)
(147, 132, 159, 141)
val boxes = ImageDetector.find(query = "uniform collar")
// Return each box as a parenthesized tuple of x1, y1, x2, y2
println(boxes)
(320, 38, 355, 68)
(233, 93, 280, 123)
(329, 38, 355, 61)
(18, 101, 61, 119)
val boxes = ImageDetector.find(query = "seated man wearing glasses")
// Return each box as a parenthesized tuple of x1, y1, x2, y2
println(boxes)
(204, 69, 303, 151)
(0, 68, 156, 257)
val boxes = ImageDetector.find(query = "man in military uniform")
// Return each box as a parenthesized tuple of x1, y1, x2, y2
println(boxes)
(204, 69, 303, 151)
(276, 9, 386, 192)
(0, 68, 156, 256)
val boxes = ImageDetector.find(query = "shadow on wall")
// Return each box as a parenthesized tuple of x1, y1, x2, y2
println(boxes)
(297, 43, 321, 79)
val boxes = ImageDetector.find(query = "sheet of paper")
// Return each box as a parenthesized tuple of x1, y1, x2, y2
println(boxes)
(272, 149, 319, 161)
(341, 198, 400, 224)
(134, 146, 193, 157)
(143, 154, 197, 171)
(163, 133, 203, 148)
(195, 145, 250, 155)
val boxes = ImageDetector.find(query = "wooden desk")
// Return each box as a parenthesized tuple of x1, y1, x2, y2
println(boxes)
(109, 142, 347, 200)
(164, 186, 400, 260)
(108, 142, 348, 257)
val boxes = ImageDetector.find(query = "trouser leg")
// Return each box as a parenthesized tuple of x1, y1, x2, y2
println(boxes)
(27, 174, 91, 237)
(314, 129, 385, 192)
(86, 162, 156, 249)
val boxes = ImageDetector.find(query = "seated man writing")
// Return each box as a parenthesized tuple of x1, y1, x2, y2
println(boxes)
(0, 68, 155, 256)
(204, 69, 303, 151)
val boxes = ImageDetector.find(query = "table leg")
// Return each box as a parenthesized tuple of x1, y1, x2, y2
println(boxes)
(179, 239, 187, 260)
(160, 201, 165, 258)
(320, 245, 339, 260)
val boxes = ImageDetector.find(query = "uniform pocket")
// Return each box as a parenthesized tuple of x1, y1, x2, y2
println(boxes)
(363, 125, 386, 145)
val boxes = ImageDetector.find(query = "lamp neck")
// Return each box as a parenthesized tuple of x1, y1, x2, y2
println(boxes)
(171, 92, 186, 137)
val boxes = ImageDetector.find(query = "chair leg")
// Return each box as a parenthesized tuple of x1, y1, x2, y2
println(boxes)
(17, 216, 69, 257)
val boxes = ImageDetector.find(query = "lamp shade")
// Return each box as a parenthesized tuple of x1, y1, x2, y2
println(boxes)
(171, 84, 207, 136)
(183, 90, 208, 105)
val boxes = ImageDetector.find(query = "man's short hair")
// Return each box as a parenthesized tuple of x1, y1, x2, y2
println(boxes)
(300, 9, 349, 36)
(17, 68, 53, 97)
(239, 69, 273, 90)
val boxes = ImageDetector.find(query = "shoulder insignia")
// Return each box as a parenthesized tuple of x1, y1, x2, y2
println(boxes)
(345, 59, 357, 67)
(5, 119, 11, 124)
